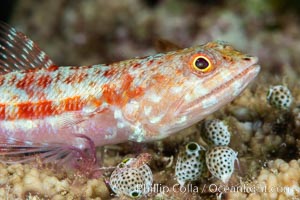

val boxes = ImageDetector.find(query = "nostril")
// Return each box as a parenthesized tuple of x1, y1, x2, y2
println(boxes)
(242, 57, 251, 61)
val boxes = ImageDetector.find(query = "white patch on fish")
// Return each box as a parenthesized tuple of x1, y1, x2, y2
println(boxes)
(202, 97, 218, 109)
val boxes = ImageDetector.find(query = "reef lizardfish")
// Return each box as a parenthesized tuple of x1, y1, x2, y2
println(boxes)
(0, 23, 260, 168)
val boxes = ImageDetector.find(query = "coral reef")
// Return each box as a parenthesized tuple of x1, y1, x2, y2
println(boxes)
(0, 163, 109, 199)
(1, 0, 300, 199)
(227, 159, 300, 200)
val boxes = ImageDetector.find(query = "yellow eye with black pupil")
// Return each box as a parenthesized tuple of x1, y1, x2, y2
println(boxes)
(195, 57, 209, 70)
(193, 56, 211, 72)
(190, 54, 213, 73)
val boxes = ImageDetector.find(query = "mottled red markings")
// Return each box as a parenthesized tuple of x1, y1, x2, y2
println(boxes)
(64, 72, 88, 84)
(3, 96, 86, 120)
(89, 81, 96, 87)
(34, 92, 47, 101)
(24, 68, 39, 73)
(102, 74, 144, 105)
(0, 104, 5, 119)
(94, 69, 102, 75)
(77, 72, 88, 83)
(88, 96, 102, 108)
(132, 63, 141, 69)
(127, 87, 144, 99)
(16, 101, 55, 119)
(165, 54, 173, 61)
(62, 96, 85, 111)
(69, 66, 79, 70)
(175, 69, 182, 74)
(64, 74, 75, 84)
(102, 85, 120, 105)
(85, 65, 93, 69)
(147, 60, 154, 65)
(103, 68, 117, 78)
(47, 65, 59, 72)
(121, 74, 133, 91)
(8, 74, 16, 85)
(153, 74, 165, 82)
(37, 74, 52, 88)
(16, 73, 35, 89)
(0, 76, 4, 86)
(54, 72, 62, 82)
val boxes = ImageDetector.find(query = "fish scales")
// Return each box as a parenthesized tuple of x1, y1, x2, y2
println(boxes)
(0, 23, 260, 167)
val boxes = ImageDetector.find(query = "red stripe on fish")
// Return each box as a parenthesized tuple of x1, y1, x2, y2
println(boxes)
(36, 74, 52, 88)
(63, 71, 88, 84)
(0, 104, 5, 119)
(103, 68, 118, 78)
(3, 96, 87, 120)
(16, 73, 35, 89)
(47, 65, 59, 72)
(102, 74, 144, 105)
(0, 76, 4, 86)
(16, 101, 55, 119)
(62, 96, 85, 112)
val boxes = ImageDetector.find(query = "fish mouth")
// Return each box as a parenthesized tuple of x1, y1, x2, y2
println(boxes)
(238, 59, 260, 85)
(237, 56, 260, 78)
(244, 56, 260, 74)
(240, 63, 260, 81)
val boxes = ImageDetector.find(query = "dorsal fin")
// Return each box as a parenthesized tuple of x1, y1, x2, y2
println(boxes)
(0, 22, 55, 74)
(154, 38, 182, 53)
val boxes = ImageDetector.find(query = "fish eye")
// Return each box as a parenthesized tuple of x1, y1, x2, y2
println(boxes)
(191, 54, 213, 73)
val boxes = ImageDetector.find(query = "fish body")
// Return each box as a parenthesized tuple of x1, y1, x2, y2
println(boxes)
(0, 23, 260, 164)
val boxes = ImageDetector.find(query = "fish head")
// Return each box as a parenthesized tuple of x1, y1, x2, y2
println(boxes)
(172, 41, 261, 121)
(124, 41, 260, 141)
